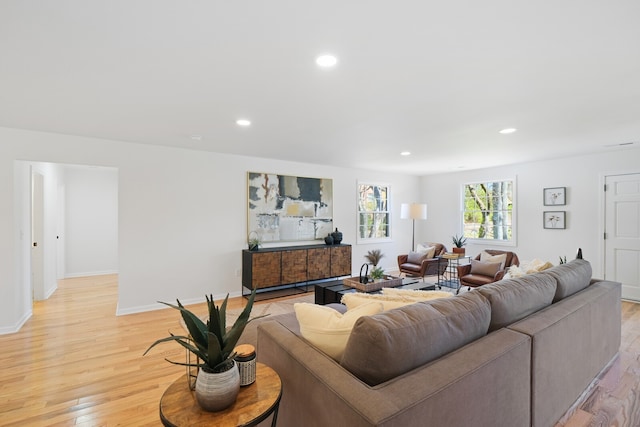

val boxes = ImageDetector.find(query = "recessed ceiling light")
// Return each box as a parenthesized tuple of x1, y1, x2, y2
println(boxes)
(190, 135, 202, 141)
(499, 128, 517, 134)
(316, 54, 338, 68)
(236, 119, 251, 127)
(400, 151, 411, 156)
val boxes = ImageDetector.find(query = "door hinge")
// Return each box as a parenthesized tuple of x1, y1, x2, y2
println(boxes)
(604, 232, 607, 240)
(604, 184, 607, 192)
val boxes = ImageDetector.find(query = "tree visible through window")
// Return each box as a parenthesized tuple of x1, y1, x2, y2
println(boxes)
(357, 183, 390, 241)
(463, 180, 514, 242)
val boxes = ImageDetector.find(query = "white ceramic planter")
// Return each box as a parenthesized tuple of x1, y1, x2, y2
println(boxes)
(195, 361, 240, 412)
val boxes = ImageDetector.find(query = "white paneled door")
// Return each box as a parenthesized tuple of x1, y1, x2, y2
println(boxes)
(605, 173, 640, 301)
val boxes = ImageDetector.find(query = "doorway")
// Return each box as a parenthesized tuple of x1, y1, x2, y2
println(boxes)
(31, 171, 44, 300)
(604, 173, 640, 301)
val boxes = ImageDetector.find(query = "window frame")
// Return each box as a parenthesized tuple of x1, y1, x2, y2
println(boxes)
(460, 177, 517, 247)
(356, 182, 392, 244)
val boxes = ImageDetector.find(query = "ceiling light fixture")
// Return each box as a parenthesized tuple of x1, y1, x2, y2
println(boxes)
(400, 151, 411, 156)
(499, 128, 517, 134)
(316, 54, 338, 68)
(190, 135, 202, 141)
(236, 119, 251, 127)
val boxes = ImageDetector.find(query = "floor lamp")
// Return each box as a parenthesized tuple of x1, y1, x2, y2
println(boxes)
(401, 202, 428, 251)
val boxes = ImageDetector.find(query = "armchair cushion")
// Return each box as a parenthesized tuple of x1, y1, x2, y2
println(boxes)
(469, 259, 502, 277)
(407, 250, 429, 264)
(480, 251, 508, 269)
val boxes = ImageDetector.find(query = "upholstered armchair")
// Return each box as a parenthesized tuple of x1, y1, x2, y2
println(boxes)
(397, 242, 448, 280)
(457, 250, 520, 289)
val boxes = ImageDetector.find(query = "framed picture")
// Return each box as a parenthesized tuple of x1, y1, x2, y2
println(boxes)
(543, 187, 566, 206)
(544, 211, 566, 229)
(247, 172, 333, 243)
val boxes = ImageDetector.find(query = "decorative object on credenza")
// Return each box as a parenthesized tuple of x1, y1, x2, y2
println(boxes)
(144, 289, 262, 412)
(451, 234, 467, 255)
(544, 211, 566, 229)
(331, 228, 343, 244)
(400, 202, 428, 251)
(324, 234, 334, 245)
(247, 231, 261, 251)
(364, 249, 384, 267)
(247, 172, 333, 243)
(543, 187, 566, 206)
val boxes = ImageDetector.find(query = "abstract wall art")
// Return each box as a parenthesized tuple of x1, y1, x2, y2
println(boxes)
(247, 172, 333, 243)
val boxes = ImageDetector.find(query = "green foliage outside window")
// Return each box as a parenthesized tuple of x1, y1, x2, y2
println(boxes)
(463, 180, 514, 241)
(357, 183, 390, 240)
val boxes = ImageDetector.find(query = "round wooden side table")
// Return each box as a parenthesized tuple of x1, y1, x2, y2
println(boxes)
(159, 362, 282, 427)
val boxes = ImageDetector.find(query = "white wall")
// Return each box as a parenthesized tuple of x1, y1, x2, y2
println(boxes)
(64, 166, 118, 277)
(419, 147, 640, 279)
(1, 126, 420, 333)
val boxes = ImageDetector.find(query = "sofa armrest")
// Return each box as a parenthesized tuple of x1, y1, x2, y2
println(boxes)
(258, 320, 531, 427)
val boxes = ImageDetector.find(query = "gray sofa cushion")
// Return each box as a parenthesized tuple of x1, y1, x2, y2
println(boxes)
(544, 259, 592, 302)
(477, 273, 557, 332)
(340, 291, 491, 386)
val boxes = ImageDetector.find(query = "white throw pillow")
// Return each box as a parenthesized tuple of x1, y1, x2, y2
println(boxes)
(294, 302, 383, 360)
(480, 251, 508, 269)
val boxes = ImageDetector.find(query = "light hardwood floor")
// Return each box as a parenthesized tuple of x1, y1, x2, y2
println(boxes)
(0, 275, 638, 426)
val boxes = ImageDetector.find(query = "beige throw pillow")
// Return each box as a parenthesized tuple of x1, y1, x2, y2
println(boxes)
(416, 244, 437, 259)
(382, 288, 453, 300)
(480, 251, 508, 269)
(341, 290, 452, 311)
(469, 259, 502, 277)
(294, 302, 383, 360)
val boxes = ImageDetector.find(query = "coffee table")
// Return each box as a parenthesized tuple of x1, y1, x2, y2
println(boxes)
(159, 362, 281, 427)
(314, 277, 436, 305)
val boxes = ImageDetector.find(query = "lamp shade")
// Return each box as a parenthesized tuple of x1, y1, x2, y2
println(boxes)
(400, 203, 427, 220)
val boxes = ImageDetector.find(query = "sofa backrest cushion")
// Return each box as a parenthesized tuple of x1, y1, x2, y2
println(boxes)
(544, 259, 592, 302)
(340, 291, 491, 386)
(477, 273, 557, 332)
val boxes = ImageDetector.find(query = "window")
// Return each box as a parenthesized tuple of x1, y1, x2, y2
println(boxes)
(463, 179, 515, 243)
(357, 183, 390, 242)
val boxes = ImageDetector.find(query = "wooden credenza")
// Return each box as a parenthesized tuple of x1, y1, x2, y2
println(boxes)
(242, 244, 352, 296)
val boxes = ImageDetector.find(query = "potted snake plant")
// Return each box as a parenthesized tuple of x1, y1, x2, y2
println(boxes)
(452, 234, 467, 255)
(144, 289, 259, 411)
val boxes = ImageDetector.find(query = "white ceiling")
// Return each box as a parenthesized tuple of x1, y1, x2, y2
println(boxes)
(2, 1, 639, 175)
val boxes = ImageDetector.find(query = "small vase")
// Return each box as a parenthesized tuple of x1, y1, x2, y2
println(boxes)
(331, 228, 343, 245)
(195, 361, 240, 412)
(324, 234, 334, 245)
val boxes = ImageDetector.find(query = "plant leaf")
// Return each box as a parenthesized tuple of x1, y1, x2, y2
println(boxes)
(222, 289, 256, 355)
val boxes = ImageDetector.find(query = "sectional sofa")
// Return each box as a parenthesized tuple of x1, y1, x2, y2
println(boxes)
(256, 258, 621, 427)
